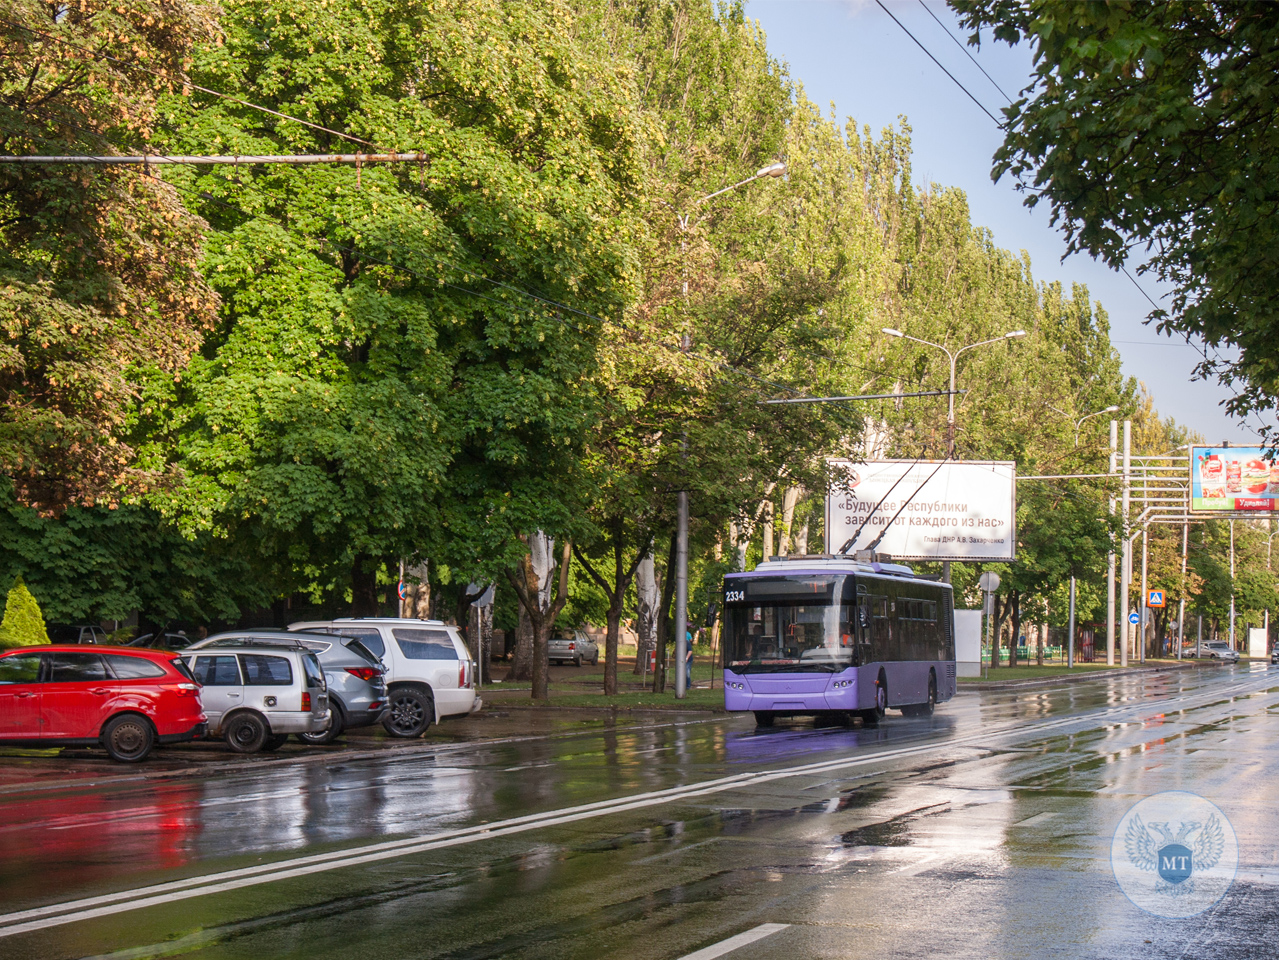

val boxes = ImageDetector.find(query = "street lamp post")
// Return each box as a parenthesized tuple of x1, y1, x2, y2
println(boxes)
(1074, 406, 1120, 447)
(881, 327, 1027, 583)
(673, 162, 786, 700)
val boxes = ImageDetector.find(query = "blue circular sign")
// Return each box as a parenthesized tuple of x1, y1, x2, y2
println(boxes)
(1129, 612, 1140, 624)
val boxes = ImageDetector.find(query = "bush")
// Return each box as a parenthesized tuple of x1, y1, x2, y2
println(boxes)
(0, 577, 51, 648)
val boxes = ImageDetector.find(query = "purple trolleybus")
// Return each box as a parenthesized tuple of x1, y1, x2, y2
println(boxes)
(722, 556, 956, 726)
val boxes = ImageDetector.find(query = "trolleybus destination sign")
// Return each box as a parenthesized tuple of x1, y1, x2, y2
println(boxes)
(826, 459, 1017, 561)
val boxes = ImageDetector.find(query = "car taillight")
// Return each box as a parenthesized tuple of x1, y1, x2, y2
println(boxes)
(301, 692, 311, 711)
(458, 661, 468, 689)
(174, 683, 199, 697)
(345, 666, 382, 681)
(568, 642, 576, 652)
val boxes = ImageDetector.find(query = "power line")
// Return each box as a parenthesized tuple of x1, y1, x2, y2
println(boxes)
(917, 0, 1014, 104)
(873, 0, 1005, 128)
(0, 153, 430, 165)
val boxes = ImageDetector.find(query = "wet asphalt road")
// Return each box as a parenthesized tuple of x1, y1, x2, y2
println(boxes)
(0, 664, 1276, 960)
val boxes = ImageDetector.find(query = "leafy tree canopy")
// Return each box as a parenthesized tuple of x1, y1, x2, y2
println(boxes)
(951, 1, 1279, 433)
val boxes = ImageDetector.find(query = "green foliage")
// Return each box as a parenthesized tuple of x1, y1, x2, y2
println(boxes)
(952, 0, 1279, 431)
(0, 576, 49, 648)
(0, 1, 220, 510)
(0, 481, 271, 626)
(145, 0, 645, 598)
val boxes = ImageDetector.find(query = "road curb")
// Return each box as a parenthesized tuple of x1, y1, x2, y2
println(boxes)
(958, 661, 1210, 691)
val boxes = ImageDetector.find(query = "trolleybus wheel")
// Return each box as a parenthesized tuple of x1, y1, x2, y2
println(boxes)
(860, 671, 888, 726)
(753, 711, 775, 727)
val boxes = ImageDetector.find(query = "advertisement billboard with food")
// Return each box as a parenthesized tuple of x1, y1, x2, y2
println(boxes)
(1191, 446, 1277, 512)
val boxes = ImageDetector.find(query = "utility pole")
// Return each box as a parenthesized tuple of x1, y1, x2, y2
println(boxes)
(1177, 520, 1188, 660)
(1229, 519, 1236, 651)
(1140, 527, 1148, 663)
(1067, 576, 1076, 669)
(673, 162, 786, 699)
(1107, 420, 1118, 666)
(1120, 420, 1132, 667)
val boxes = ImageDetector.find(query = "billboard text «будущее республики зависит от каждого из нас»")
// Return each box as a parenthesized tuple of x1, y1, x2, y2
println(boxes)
(1191, 446, 1279, 513)
(826, 459, 1016, 561)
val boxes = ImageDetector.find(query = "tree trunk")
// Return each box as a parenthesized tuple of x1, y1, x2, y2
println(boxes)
(351, 554, 380, 617)
(509, 601, 534, 681)
(400, 561, 430, 619)
(1010, 590, 1021, 667)
(505, 534, 571, 701)
(795, 522, 809, 555)
(761, 499, 775, 561)
(777, 486, 801, 556)
(574, 529, 648, 697)
(634, 553, 658, 675)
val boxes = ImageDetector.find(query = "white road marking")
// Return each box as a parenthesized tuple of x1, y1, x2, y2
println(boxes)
(675, 923, 790, 960)
(0, 674, 1271, 939)
(1012, 812, 1059, 827)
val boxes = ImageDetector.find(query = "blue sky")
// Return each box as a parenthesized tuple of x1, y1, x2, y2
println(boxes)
(744, 0, 1267, 446)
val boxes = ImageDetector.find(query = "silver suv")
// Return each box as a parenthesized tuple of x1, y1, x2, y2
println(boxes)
(182, 644, 329, 753)
(194, 631, 387, 743)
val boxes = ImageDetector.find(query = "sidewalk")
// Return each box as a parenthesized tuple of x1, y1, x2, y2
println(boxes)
(959, 659, 1210, 690)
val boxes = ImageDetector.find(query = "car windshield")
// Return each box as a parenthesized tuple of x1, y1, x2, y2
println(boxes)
(1207, 642, 1229, 649)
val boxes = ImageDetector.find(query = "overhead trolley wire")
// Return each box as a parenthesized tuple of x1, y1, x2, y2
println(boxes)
(873, 0, 1006, 129)
(916, 0, 1014, 104)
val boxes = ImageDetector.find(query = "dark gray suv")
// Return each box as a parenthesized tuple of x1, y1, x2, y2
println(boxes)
(194, 631, 387, 743)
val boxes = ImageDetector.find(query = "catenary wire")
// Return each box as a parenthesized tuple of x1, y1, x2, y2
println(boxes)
(873, 0, 1006, 128)
(916, 0, 1014, 104)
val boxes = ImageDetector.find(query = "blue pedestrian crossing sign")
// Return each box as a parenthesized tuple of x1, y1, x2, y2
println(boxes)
(1128, 612, 1140, 625)
(1147, 590, 1166, 608)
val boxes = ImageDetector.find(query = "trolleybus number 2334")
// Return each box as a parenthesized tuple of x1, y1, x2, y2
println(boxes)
(721, 556, 956, 727)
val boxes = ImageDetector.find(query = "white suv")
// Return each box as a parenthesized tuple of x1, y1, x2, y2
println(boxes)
(289, 618, 479, 737)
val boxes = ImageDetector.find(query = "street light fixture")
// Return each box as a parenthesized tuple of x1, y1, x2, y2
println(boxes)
(880, 327, 1026, 585)
(1074, 406, 1120, 447)
(673, 161, 787, 701)
(880, 327, 1027, 457)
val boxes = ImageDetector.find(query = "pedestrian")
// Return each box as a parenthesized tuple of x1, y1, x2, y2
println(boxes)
(685, 630, 695, 688)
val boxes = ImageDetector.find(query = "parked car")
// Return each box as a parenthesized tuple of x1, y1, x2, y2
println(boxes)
(129, 631, 195, 651)
(549, 629, 599, 667)
(1272, 647, 1279, 665)
(0, 645, 206, 762)
(289, 618, 479, 738)
(1201, 641, 1240, 663)
(180, 643, 329, 753)
(47, 624, 110, 645)
(189, 631, 387, 743)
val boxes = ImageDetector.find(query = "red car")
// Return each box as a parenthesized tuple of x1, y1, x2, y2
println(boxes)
(0, 645, 207, 762)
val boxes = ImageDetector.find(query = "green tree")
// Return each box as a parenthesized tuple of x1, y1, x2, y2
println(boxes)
(0, 575, 50, 647)
(952, 1, 1279, 432)
(0, 0, 219, 510)
(147, 0, 644, 627)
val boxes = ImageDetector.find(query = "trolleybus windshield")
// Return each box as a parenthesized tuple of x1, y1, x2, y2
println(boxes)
(722, 576, 853, 673)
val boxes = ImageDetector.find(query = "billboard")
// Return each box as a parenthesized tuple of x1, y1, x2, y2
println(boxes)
(826, 459, 1017, 561)
(1191, 446, 1278, 512)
